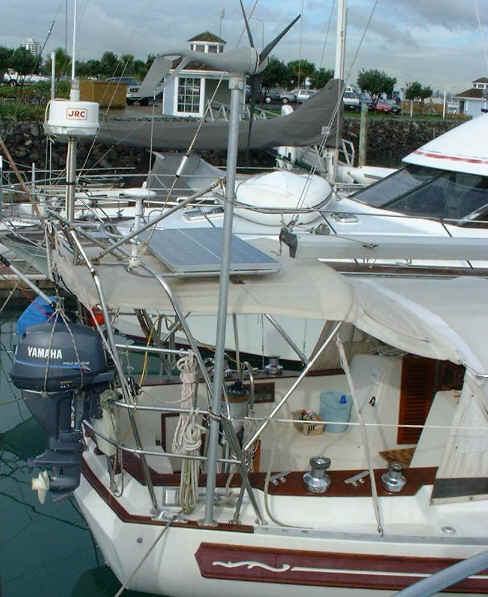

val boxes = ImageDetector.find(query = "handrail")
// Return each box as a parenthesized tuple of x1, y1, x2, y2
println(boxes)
(83, 420, 239, 465)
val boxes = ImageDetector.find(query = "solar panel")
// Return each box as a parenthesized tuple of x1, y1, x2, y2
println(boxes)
(147, 228, 279, 274)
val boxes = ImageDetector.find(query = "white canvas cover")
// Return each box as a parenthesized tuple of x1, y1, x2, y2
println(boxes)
(53, 235, 488, 376)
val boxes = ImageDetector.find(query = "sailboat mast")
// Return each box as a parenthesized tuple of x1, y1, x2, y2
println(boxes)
(334, 0, 346, 80)
(331, 0, 346, 183)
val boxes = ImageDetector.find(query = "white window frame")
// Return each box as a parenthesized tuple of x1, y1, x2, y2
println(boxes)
(174, 76, 205, 116)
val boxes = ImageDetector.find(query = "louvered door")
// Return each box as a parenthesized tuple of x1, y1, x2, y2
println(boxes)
(397, 355, 437, 444)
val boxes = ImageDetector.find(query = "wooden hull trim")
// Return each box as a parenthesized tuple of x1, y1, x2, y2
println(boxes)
(195, 543, 488, 592)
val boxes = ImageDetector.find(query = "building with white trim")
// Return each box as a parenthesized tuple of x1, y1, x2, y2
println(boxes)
(454, 77, 488, 118)
(161, 32, 233, 118)
(23, 38, 41, 57)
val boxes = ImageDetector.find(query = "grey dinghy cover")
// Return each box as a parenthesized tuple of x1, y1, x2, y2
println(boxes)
(97, 79, 342, 151)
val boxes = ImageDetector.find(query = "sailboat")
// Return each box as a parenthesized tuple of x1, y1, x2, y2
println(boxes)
(7, 3, 488, 596)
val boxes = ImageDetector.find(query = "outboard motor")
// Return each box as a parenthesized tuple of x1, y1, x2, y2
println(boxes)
(11, 319, 115, 502)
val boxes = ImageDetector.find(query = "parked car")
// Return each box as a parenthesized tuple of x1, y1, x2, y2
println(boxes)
(343, 90, 361, 111)
(389, 99, 402, 115)
(105, 76, 150, 105)
(3, 70, 49, 86)
(375, 99, 401, 115)
(292, 88, 318, 103)
(263, 88, 297, 104)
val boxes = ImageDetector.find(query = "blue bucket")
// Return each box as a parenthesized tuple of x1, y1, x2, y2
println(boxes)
(320, 391, 352, 433)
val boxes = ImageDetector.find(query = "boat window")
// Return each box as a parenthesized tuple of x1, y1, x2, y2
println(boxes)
(352, 165, 438, 208)
(386, 171, 488, 222)
(353, 164, 488, 223)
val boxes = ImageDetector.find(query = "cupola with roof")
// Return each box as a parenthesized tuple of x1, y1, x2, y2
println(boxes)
(188, 32, 226, 54)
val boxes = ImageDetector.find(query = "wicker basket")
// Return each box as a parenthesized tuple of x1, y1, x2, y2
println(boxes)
(292, 409, 324, 436)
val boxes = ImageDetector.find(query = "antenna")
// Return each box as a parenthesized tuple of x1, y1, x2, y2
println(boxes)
(71, 0, 77, 81)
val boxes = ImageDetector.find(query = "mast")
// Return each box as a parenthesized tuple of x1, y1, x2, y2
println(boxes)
(332, 0, 346, 182)
(334, 0, 346, 80)
(66, 0, 78, 222)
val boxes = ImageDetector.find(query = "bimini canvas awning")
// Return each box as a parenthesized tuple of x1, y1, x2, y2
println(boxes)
(53, 235, 488, 375)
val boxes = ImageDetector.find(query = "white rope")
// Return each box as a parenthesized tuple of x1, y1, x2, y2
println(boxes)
(172, 351, 202, 514)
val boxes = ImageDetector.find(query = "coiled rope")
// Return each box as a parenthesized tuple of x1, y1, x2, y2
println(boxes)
(171, 351, 202, 514)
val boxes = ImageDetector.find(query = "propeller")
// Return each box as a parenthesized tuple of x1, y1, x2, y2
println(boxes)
(32, 470, 50, 504)
(146, 1, 300, 157)
(238, 0, 301, 156)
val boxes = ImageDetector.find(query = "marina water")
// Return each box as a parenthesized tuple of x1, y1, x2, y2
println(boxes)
(0, 306, 162, 597)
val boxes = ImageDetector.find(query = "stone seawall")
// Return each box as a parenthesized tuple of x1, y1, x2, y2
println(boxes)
(342, 117, 461, 167)
(0, 117, 463, 175)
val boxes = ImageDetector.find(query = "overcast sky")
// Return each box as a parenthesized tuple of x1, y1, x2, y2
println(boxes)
(2, 0, 488, 93)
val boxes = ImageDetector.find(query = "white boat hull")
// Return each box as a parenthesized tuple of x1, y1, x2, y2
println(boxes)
(76, 461, 488, 597)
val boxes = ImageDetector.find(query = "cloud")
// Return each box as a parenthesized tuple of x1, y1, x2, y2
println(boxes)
(388, 0, 479, 31)
(0, 0, 486, 93)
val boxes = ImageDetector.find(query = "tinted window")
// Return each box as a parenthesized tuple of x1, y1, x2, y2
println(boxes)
(353, 165, 437, 208)
(353, 164, 488, 223)
(388, 171, 488, 221)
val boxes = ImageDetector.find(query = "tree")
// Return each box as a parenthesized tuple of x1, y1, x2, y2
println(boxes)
(357, 68, 396, 102)
(10, 47, 37, 83)
(405, 81, 422, 101)
(406, 81, 433, 103)
(120, 54, 135, 74)
(99, 51, 120, 78)
(134, 59, 148, 80)
(0, 46, 13, 83)
(76, 59, 101, 78)
(287, 59, 316, 88)
(46, 47, 71, 79)
(310, 67, 334, 89)
(260, 57, 288, 89)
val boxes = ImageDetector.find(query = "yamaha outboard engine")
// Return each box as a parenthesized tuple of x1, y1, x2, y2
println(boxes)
(11, 319, 115, 502)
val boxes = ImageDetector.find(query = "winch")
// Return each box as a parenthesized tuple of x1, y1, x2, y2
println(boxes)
(11, 319, 115, 502)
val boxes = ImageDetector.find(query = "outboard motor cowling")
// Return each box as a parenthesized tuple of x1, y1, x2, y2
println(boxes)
(11, 319, 115, 502)
(12, 320, 107, 392)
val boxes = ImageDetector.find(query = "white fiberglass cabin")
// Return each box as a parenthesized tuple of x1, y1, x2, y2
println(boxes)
(324, 113, 488, 238)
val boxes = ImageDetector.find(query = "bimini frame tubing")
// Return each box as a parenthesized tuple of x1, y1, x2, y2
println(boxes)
(69, 229, 160, 514)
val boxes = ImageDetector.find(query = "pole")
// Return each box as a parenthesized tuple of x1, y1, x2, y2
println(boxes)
(203, 74, 243, 526)
(443, 90, 447, 120)
(65, 78, 80, 222)
(66, 137, 76, 222)
(358, 101, 368, 166)
(334, 0, 346, 81)
(71, 0, 77, 81)
(332, 0, 346, 183)
(50, 51, 55, 100)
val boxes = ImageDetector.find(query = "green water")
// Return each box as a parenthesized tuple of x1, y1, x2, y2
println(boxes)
(0, 311, 160, 597)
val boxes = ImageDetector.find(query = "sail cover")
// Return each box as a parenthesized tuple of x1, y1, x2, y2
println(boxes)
(97, 79, 342, 152)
